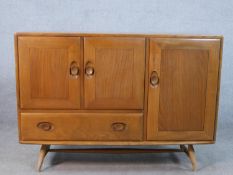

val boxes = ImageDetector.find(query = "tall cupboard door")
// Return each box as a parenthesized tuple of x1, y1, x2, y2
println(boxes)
(18, 37, 81, 109)
(84, 37, 145, 109)
(147, 38, 221, 141)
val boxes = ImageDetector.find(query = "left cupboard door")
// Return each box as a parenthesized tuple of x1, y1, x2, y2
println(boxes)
(17, 36, 81, 109)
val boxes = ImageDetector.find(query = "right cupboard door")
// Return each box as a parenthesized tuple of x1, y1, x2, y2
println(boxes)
(147, 38, 221, 141)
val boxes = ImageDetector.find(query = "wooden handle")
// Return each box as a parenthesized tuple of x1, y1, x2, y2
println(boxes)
(150, 71, 159, 86)
(85, 62, 95, 77)
(85, 66, 94, 76)
(111, 122, 126, 131)
(37, 122, 53, 131)
(70, 61, 79, 77)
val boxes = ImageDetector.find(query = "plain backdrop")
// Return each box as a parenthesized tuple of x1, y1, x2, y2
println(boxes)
(0, 0, 233, 174)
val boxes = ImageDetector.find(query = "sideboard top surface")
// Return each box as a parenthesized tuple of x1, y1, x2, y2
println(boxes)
(14, 32, 223, 39)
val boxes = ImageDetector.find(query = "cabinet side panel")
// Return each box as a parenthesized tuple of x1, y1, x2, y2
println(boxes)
(15, 34, 22, 141)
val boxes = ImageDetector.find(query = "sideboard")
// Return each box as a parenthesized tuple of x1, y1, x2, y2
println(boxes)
(15, 33, 223, 171)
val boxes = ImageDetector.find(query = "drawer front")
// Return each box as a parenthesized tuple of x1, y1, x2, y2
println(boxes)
(20, 113, 143, 141)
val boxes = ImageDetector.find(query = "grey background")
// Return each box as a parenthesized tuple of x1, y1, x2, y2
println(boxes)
(0, 0, 233, 174)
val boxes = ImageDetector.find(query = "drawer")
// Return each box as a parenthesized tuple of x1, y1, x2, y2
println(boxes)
(20, 113, 143, 141)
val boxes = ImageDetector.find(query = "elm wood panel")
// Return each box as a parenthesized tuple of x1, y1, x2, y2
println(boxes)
(213, 37, 224, 141)
(16, 33, 222, 144)
(20, 109, 143, 113)
(159, 49, 209, 131)
(147, 39, 161, 141)
(30, 48, 68, 98)
(147, 38, 221, 141)
(18, 36, 81, 109)
(15, 32, 223, 39)
(15, 34, 22, 140)
(20, 113, 143, 141)
(80, 37, 85, 108)
(20, 140, 214, 145)
(143, 38, 150, 140)
(84, 37, 145, 109)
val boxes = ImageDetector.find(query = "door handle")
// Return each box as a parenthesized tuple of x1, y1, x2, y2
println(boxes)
(150, 71, 159, 87)
(85, 62, 95, 77)
(70, 61, 79, 78)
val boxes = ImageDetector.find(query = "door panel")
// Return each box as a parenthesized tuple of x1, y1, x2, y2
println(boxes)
(159, 49, 209, 131)
(84, 37, 145, 109)
(147, 38, 221, 141)
(18, 37, 81, 109)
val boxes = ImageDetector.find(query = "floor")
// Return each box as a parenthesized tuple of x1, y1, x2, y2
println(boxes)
(0, 84, 233, 175)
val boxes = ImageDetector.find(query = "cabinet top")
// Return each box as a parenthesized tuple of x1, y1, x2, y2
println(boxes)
(14, 32, 223, 39)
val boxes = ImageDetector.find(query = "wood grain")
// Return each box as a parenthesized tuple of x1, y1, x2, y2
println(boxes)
(18, 36, 81, 109)
(20, 112, 143, 141)
(84, 37, 145, 109)
(147, 38, 221, 141)
(143, 38, 150, 140)
(15, 32, 223, 39)
(14, 34, 22, 141)
(14, 33, 223, 172)
(14, 33, 223, 145)
(213, 37, 224, 141)
(20, 140, 214, 145)
(159, 49, 209, 131)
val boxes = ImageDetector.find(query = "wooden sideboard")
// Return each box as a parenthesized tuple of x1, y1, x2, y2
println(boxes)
(15, 33, 223, 171)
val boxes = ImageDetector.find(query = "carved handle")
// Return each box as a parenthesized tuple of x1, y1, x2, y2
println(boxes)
(85, 62, 94, 76)
(150, 71, 159, 86)
(37, 122, 53, 131)
(111, 122, 126, 131)
(70, 61, 79, 77)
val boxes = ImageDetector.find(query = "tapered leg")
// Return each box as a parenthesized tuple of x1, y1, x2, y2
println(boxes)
(187, 145, 197, 171)
(37, 145, 50, 172)
(180, 144, 197, 171)
(35, 145, 196, 171)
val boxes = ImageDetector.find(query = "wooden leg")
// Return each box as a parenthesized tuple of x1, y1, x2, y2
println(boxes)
(187, 145, 197, 171)
(180, 144, 197, 171)
(37, 145, 50, 172)
(35, 145, 196, 171)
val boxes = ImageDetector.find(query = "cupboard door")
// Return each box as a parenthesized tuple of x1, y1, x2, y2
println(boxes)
(147, 38, 221, 141)
(18, 37, 81, 109)
(84, 37, 145, 109)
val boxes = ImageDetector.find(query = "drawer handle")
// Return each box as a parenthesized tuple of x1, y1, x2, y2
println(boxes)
(70, 61, 79, 77)
(111, 122, 126, 131)
(150, 71, 159, 87)
(37, 122, 53, 131)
